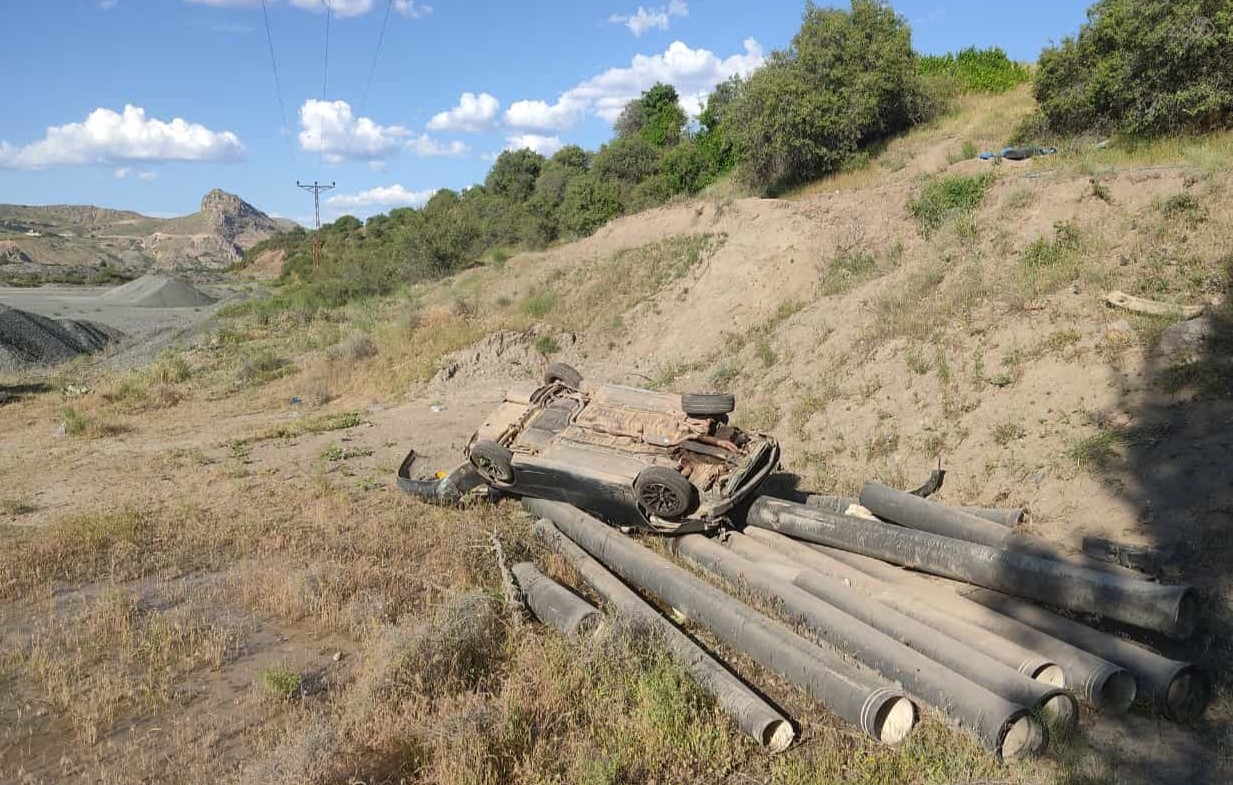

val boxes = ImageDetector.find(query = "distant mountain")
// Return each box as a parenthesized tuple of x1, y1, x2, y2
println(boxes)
(0, 190, 295, 284)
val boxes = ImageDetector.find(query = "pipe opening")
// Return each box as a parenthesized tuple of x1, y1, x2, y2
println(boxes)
(1166, 666, 1210, 722)
(1041, 691, 1079, 732)
(873, 697, 916, 746)
(764, 720, 796, 753)
(1095, 669, 1137, 713)
(1031, 663, 1066, 687)
(1173, 589, 1199, 639)
(999, 713, 1046, 761)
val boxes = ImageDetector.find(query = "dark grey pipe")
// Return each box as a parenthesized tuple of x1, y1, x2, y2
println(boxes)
(815, 545, 1137, 713)
(858, 482, 1145, 578)
(805, 494, 1024, 528)
(746, 495, 1197, 639)
(965, 589, 1209, 722)
(525, 499, 916, 746)
(717, 533, 1075, 732)
(735, 529, 1068, 689)
(674, 535, 1045, 760)
(511, 561, 602, 638)
(532, 519, 795, 751)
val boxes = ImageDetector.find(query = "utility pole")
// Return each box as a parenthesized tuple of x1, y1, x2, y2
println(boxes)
(297, 180, 335, 271)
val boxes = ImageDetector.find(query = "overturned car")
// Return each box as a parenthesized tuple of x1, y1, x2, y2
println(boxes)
(398, 363, 779, 533)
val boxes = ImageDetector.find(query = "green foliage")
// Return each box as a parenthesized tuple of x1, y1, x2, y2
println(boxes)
(1034, 0, 1233, 136)
(593, 136, 662, 186)
(727, 0, 936, 192)
(560, 175, 623, 236)
(485, 149, 546, 202)
(257, 666, 302, 700)
(615, 83, 687, 148)
(907, 173, 995, 236)
(917, 46, 1029, 93)
(521, 288, 558, 318)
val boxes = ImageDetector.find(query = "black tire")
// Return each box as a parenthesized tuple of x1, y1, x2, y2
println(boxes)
(469, 439, 514, 484)
(681, 392, 736, 417)
(543, 362, 583, 389)
(635, 466, 696, 520)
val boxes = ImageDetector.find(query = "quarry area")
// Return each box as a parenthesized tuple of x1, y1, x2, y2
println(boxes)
(2, 87, 1232, 785)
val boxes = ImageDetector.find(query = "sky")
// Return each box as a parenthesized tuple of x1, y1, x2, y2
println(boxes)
(0, 1, 1091, 225)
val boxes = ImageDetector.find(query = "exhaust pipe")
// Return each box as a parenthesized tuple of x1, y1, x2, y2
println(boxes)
(816, 545, 1137, 713)
(511, 562, 602, 638)
(805, 494, 1024, 528)
(735, 530, 1072, 705)
(746, 495, 1197, 639)
(525, 499, 916, 747)
(858, 482, 1144, 578)
(965, 589, 1209, 721)
(674, 535, 1045, 760)
(531, 519, 795, 751)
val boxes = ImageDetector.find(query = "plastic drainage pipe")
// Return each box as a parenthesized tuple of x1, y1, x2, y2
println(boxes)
(814, 545, 1137, 713)
(511, 562, 602, 638)
(525, 499, 916, 747)
(734, 530, 1073, 709)
(858, 482, 1145, 579)
(532, 519, 795, 752)
(716, 533, 1075, 733)
(805, 494, 1024, 528)
(746, 495, 1197, 640)
(965, 588, 1209, 722)
(674, 535, 1045, 761)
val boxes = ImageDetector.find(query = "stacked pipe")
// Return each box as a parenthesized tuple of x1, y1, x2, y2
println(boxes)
(743, 487, 1208, 724)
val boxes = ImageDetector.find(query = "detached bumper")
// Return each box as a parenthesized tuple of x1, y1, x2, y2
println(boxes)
(396, 450, 487, 504)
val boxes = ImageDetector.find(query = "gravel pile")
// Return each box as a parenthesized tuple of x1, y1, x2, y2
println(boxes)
(0, 304, 123, 372)
(98, 275, 217, 308)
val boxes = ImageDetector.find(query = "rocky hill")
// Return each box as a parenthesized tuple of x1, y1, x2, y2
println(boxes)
(0, 190, 294, 284)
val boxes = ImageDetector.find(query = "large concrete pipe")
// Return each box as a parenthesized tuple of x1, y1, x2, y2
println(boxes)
(734, 529, 1068, 690)
(805, 494, 1024, 528)
(511, 562, 602, 638)
(858, 483, 1144, 578)
(674, 535, 1045, 760)
(532, 520, 795, 751)
(816, 545, 1137, 713)
(746, 495, 1197, 639)
(965, 589, 1209, 721)
(525, 499, 916, 746)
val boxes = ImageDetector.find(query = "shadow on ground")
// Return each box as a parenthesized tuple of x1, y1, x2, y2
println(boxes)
(0, 381, 52, 406)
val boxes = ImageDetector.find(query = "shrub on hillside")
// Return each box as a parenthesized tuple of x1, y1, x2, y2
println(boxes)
(559, 175, 623, 236)
(727, 0, 938, 193)
(1034, 0, 1233, 136)
(917, 46, 1030, 93)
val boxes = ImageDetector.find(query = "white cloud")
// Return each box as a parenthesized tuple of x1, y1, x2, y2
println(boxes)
(297, 99, 410, 162)
(608, 1, 687, 37)
(326, 184, 437, 211)
(138, 170, 159, 181)
(114, 167, 131, 179)
(393, 0, 432, 18)
(505, 134, 563, 156)
(503, 38, 763, 131)
(427, 92, 500, 132)
(98, 0, 119, 9)
(407, 134, 468, 157)
(0, 105, 244, 170)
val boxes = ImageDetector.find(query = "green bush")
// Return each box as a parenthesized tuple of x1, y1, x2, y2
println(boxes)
(727, 0, 936, 193)
(907, 173, 995, 236)
(560, 175, 623, 236)
(593, 136, 662, 186)
(1034, 0, 1233, 136)
(917, 47, 1029, 93)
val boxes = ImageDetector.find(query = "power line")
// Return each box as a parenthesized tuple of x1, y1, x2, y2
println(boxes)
(257, 0, 294, 160)
(357, 0, 394, 120)
(317, 0, 332, 173)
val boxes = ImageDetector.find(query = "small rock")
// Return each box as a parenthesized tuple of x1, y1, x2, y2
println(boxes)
(1158, 317, 1213, 362)
(332, 651, 343, 662)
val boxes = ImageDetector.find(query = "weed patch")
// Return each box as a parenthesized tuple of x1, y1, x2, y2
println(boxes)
(908, 173, 995, 237)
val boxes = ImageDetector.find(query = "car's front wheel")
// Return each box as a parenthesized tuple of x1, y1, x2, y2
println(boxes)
(634, 466, 696, 520)
(469, 439, 514, 484)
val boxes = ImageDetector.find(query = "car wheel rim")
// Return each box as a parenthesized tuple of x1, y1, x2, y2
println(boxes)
(475, 456, 507, 482)
(642, 483, 681, 516)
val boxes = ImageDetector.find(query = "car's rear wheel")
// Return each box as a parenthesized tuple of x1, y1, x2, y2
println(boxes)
(544, 362, 583, 389)
(635, 466, 696, 520)
(682, 392, 736, 417)
(469, 439, 514, 484)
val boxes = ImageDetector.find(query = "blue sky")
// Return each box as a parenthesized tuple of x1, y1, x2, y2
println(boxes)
(0, 1, 1090, 224)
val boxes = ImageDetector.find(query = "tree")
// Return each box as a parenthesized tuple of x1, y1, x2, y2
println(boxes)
(614, 99, 647, 140)
(661, 140, 709, 195)
(550, 144, 591, 171)
(726, 0, 928, 192)
(593, 136, 662, 186)
(639, 83, 688, 147)
(1034, 0, 1233, 136)
(484, 148, 546, 202)
(696, 76, 744, 180)
(559, 174, 622, 236)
